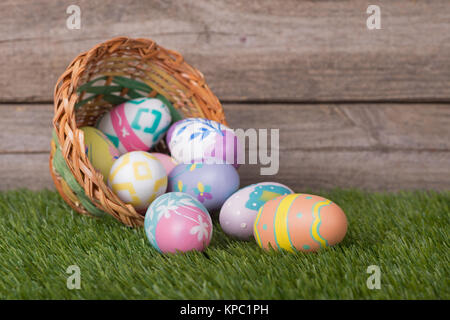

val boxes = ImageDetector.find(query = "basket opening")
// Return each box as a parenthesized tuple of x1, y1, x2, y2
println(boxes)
(74, 54, 207, 131)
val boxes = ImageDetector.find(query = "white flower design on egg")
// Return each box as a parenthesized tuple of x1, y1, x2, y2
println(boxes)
(190, 215, 210, 242)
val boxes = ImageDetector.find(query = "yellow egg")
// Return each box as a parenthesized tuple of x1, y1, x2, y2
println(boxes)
(81, 126, 120, 183)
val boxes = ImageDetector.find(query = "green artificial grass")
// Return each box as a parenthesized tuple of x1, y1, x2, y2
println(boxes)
(0, 189, 448, 299)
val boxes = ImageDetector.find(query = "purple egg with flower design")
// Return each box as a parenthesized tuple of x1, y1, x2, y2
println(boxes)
(166, 118, 241, 168)
(219, 182, 294, 240)
(168, 163, 240, 211)
(145, 192, 213, 253)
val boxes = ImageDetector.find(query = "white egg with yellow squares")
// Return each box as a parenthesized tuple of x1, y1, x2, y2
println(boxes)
(108, 151, 167, 213)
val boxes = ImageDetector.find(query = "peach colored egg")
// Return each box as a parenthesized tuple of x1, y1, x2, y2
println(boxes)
(253, 194, 347, 252)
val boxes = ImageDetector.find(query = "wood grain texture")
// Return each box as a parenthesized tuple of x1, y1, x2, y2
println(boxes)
(0, 154, 52, 191)
(2, 103, 449, 153)
(238, 150, 450, 191)
(0, 0, 449, 102)
(1, 103, 449, 191)
(0, 104, 53, 153)
(225, 103, 450, 152)
(2, 150, 449, 191)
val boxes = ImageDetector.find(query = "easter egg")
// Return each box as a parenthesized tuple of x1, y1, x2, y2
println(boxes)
(168, 163, 239, 211)
(80, 126, 120, 183)
(108, 151, 167, 213)
(151, 153, 178, 175)
(167, 118, 241, 168)
(97, 97, 172, 154)
(145, 192, 213, 253)
(219, 182, 293, 240)
(254, 194, 347, 252)
(165, 119, 182, 146)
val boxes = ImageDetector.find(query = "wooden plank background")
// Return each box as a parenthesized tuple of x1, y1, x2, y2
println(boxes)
(1, 103, 449, 191)
(1, 0, 449, 102)
(0, 0, 449, 191)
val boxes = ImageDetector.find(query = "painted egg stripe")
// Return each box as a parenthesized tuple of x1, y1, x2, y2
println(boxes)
(310, 200, 332, 248)
(143, 177, 167, 204)
(110, 103, 148, 152)
(105, 133, 120, 148)
(109, 153, 130, 182)
(132, 161, 153, 180)
(154, 176, 168, 194)
(253, 206, 264, 248)
(285, 199, 300, 252)
(146, 226, 161, 253)
(128, 98, 147, 104)
(274, 194, 299, 252)
(142, 153, 158, 161)
(111, 182, 141, 206)
(271, 198, 285, 250)
(87, 142, 93, 163)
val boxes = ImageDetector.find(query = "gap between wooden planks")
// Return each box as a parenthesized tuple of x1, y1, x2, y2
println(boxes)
(0, 103, 449, 191)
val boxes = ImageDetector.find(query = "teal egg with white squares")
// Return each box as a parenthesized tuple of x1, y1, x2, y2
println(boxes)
(97, 97, 172, 154)
(219, 182, 293, 240)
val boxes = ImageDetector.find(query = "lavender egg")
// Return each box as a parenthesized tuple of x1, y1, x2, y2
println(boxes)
(168, 163, 240, 211)
(165, 119, 183, 146)
(219, 182, 293, 240)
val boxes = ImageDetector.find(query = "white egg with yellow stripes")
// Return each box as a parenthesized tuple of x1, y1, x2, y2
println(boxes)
(108, 151, 167, 213)
(253, 194, 348, 252)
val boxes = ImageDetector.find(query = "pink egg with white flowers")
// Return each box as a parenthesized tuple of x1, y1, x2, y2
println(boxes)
(144, 192, 213, 254)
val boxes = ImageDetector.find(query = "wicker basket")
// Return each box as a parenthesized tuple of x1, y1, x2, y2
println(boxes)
(50, 37, 226, 227)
